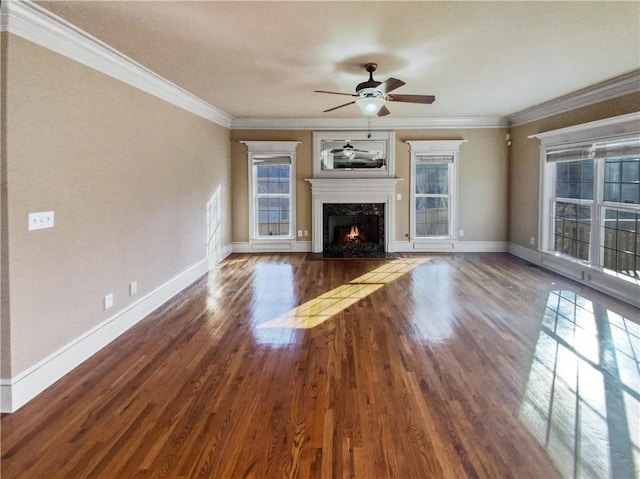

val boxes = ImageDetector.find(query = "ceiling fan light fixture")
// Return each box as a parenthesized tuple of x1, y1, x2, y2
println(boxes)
(314, 64, 434, 116)
(343, 141, 354, 157)
(356, 95, 385, 116)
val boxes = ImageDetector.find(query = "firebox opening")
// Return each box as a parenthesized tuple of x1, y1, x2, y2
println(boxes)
(329, 215, 379, 245)
(322, 203, 385, 257)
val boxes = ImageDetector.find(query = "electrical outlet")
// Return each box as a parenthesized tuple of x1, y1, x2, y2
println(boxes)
(530, 237, 536, 246)
(104, 293, 114, 310)
(396, 193, 402, 201)
(459, 229, 464, 238)
(297, 230, 302, 237)
(304, 230, 308, 237)
(28, 211, 55, 230)
(129, 281, 138, 296)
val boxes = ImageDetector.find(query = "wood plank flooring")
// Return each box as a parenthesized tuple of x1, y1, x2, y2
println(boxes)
(2, 253, 639, 478)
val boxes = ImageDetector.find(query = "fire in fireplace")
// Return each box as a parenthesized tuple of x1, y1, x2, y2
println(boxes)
(323, 203, 385, 257)
(342, 224, 365, 243)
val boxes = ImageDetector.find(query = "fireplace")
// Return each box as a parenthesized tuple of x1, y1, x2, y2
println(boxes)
(306, 177, 401, 255)
(323, 203, 384, 257)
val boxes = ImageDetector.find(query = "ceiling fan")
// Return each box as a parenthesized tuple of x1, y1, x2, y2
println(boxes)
(314, 63, 435, 116)
(329, 141, 369, 156)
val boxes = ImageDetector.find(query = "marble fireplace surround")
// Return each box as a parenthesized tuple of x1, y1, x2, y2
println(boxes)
(306, 178, 402, 254)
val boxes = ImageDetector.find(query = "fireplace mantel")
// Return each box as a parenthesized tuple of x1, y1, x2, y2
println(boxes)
(306, 178, 401, 194)
(306, 178, 402, 253)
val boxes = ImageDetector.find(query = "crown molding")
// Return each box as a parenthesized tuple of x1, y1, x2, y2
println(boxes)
(529, 111, 640, 145)
(0, 0, 233, 128)
(231, 116, 509, 130)
(3, 1, 635, 133)
(508, 70, 640, 127)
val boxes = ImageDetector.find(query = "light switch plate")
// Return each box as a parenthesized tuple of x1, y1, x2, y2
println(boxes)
(28, 211, 55, 230)
(104, 293, 114, 310)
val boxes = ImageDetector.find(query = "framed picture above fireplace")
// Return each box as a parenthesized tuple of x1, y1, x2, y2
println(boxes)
(312, 131, 395, 178)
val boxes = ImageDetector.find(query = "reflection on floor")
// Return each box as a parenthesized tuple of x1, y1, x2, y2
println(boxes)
(255, 258, 427, 334)
(520, 290, 639, 479)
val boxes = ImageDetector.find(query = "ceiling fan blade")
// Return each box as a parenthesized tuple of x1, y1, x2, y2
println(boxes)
(377, 105, 391, 117)
(332, 149, 371, 154)
(387, 94, 436, 104)
(314, 90, 358, 97)
(379, 78, 405, 94)
(323, 101, 356, 113)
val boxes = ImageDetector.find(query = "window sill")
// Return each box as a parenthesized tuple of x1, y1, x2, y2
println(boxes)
(536, 249, 640, 307)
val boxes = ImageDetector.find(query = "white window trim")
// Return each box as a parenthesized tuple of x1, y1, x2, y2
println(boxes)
(241, 141, 300, 251)
(531, 112, 640, 290)
(407, 140, 467, 243)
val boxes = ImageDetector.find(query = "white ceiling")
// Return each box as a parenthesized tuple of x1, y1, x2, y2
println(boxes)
(36, 1, 640, 120)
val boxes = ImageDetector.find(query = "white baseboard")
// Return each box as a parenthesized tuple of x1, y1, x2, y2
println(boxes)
(232, 242, 250, 253)
(0, 258, 211, 413)
(208, 243, 233, 269)
(293, 241, 312, 252)
(232, 241, 312, 253)
(221, 243, 233, 259)
(508, 242, 640, 308)
(233, 240, 506, 254)
(392, 240, 507, 253)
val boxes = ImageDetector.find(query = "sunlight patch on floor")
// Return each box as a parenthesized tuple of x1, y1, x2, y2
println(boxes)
(257, 258, 427, 330)
(520, 289, 640, 479)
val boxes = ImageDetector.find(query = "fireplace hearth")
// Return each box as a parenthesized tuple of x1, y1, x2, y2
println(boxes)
(323, 203, 384, 257)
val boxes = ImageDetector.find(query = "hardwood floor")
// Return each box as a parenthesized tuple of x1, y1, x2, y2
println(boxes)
(2, 253, 638, 478)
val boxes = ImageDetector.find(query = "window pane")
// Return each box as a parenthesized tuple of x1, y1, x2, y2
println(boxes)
(604, 160, 620, 182)
(555, 160, 593, 200)
(256, 165, 290, 194)
(416, 164, 448, 194)
(620, 184, 639, 205)
(605, 158, 639, 205)
(257, 197, 290, 236)
(553, 201, 591, 260)
(602, 208, 639, 279)
(415, 197, 449, 237)
(604, 184, 621, 203)
(621, 160, 639, 182)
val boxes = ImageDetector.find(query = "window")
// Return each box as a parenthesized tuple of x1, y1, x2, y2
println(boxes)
(241, 141, 299, 247)
(539, 121, 640, 282)
(552, 159, 594, 260)
(407, 140, 466, 240)
(602, 157, 640, 278)
(415, 159, 451, 237)
(255, 161, 291, 237)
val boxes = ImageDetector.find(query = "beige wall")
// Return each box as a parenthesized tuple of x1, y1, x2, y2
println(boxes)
(395, 129, 509, 243)
(1, 33, 9, 377)
(230, 128, 509, 245)
(2, 34, 231, 377)
(508, 92, 640, 250)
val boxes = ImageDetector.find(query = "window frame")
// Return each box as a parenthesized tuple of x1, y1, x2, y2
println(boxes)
(241, 141, 300, 249)
(407, 140, 467, 242)
(253, 161, 292, 239)
(535, 113, 640, 286)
